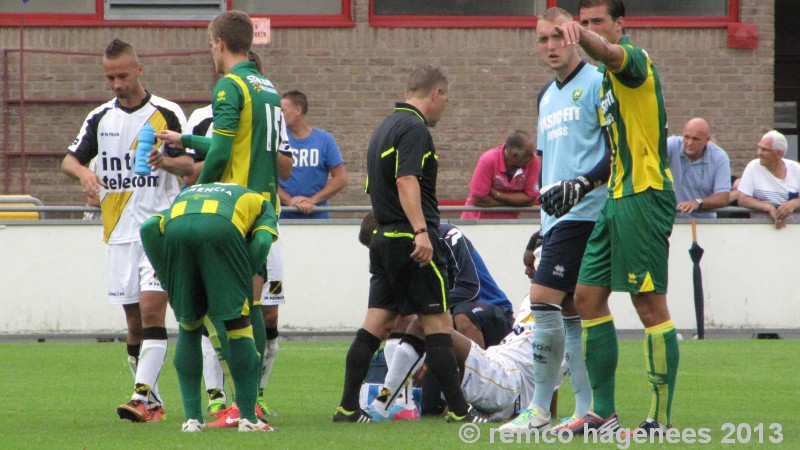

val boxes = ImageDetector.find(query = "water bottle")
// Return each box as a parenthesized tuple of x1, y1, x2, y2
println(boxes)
(134, 122, 155, 175)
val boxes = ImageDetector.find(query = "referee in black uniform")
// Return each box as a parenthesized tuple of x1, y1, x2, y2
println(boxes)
(333, 65, 486, 424)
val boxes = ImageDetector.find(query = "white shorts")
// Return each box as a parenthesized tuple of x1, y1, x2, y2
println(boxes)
(260, 238, 285, 306)
(106, 241, 163, 306)
(461, 341, 523, 419)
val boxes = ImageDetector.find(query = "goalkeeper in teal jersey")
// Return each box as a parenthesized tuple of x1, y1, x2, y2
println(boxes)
(140, 182, 278, 432)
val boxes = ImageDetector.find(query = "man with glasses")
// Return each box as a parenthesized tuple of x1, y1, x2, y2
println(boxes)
(737, 129, 800, 229)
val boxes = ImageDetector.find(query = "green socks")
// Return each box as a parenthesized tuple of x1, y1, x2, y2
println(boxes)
(644, 320, 679, 425)
(174, 325, 204, 422)
(582, 315, 618, 419)
(228, 326, 260, 423)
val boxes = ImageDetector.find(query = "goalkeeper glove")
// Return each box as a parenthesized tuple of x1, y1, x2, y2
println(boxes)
(538, 176, 594, 218)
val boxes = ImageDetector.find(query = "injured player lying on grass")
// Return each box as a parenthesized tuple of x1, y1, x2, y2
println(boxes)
(367, 298, 584, 423)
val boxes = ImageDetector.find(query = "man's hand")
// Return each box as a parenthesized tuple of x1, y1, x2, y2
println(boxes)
(555, 21, 583, 46)
(80, 171, 106, 198)
(410, 232, 433, 266)
(523, 249, 536, 278)
(539, 176, 593, 218)
(290, 196, 316, 214)
(523, 229, 543, 278)
(155, 130, 184, 149)
(146, 148, 164, 170)
(677, 199, 702, 215)
(62, 154, 106, 197)
(775, 201, 797, 222)
(772, 203, 793, 230)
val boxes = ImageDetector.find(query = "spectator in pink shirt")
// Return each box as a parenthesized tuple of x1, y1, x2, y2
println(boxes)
(461, 130, 540, 219)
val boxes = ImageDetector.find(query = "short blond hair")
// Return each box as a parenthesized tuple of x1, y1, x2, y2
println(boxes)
(539, 7, 572, 23)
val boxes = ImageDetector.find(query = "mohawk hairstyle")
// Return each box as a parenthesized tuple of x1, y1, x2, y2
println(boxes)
(104, 38, 137, 62)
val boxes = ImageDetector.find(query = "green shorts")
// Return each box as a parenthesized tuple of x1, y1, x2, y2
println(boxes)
(162, 214, 253, 324)
(578, 189, 676, 294)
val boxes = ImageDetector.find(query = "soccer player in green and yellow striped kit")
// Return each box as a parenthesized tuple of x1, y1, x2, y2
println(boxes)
(140, 182, 278, 432)
(552, 0, 679, 435)
(156, 10, 292, 426)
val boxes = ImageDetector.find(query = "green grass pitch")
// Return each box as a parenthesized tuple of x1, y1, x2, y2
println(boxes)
(0, 339, 796, 449)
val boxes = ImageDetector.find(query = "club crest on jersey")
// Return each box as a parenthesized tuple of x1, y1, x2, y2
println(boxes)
(246, 75, 278, 95)
(572, 89, 583, 103)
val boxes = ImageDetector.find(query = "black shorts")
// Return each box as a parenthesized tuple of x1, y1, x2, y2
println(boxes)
(532, 220, 596, 294)
(450, 300, 514, 347)
(368, 225, 450, 316)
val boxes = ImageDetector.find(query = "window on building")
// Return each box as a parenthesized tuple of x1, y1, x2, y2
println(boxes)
(233, 0, 352, 27)
(0, 0, 95, 14)
(370, 0, 737, 28)
(105, 0, 225, 21)
(373, 0, 541, 17)
(558, 0, 729, 17)
(558, 0, 733, 26)
(370, 0, 546, 28)
(0, 0, 352, 27)
(233, 0, 342, 15)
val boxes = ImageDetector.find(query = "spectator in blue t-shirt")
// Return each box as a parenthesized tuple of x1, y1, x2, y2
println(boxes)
(278, 91, 347, 219)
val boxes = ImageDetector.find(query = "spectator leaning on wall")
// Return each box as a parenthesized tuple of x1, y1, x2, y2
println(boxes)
(737, 130, 800, 229)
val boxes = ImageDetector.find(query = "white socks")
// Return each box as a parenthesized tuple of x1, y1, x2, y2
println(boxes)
(133, 339, 167, 404)
(259, 339, 279, 390)
(374, 342, 424, 414)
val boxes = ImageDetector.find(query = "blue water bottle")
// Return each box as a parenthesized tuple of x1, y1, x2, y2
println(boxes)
(134, 122, 155, 175)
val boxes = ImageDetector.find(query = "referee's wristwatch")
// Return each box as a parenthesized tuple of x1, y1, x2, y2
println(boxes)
(695, 198, 704, 209)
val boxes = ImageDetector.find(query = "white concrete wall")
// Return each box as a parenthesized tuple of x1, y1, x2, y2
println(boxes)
(1, 220, 797, 334)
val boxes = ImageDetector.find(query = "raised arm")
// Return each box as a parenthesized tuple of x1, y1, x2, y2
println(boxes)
(556, 21, 625, 71)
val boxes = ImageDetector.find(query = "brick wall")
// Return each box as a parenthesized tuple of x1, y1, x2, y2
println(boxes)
(0, 0, 774, 211)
